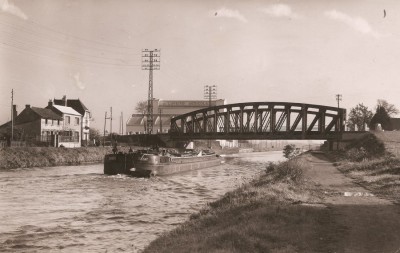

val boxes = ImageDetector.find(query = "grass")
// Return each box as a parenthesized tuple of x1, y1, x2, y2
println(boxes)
(336, 156, 400, 203)
(0, 146, 112, 169)
(143, 156, 344, 253)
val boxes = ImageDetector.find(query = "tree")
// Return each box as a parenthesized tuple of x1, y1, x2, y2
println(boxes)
(370, 106, 392, 130)
(376, 99, 399, 117)
(283, 144, 300, 159)
(135, 100, 148, 132)
(89, 128, 102, 146)
(135, 100, 148, 115)
(346, 103, 373, 131)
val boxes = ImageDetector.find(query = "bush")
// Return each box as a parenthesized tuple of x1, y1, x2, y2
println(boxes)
(343, 133, 386, 162)
(283, 144, 301, 159)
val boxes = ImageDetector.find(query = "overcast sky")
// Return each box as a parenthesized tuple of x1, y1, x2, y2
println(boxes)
(1, 0, 400, 131)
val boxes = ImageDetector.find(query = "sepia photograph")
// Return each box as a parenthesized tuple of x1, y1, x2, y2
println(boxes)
(0, 0, 400, 252)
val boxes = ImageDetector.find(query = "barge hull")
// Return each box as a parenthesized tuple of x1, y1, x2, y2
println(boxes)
(134, 157, 222, 176)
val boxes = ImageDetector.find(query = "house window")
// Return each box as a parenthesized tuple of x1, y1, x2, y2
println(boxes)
(57, 120, 60, 125)
(66, 116, 70, 125)
(75, 117, 80, 125)
(45, 119, 48, 125)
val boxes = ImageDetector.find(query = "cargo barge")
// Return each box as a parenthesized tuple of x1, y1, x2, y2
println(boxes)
(104, 149, 222, 177)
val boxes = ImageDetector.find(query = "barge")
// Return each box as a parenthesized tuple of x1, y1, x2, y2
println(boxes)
(104, 149, 222, 177)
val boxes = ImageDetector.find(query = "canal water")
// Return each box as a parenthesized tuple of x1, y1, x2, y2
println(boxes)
(0, 151, 284, 252)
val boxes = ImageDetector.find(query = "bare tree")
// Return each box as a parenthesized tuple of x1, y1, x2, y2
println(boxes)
(376, 99, 399, 117)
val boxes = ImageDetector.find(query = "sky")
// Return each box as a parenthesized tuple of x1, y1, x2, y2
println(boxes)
(1, 0, 400, 131)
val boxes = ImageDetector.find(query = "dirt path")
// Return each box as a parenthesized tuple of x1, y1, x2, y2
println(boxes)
(304, 152, 400, 253)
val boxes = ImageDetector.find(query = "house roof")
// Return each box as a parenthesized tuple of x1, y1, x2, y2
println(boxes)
(54, 98, 89, 115)
(31, 107, 63, 120)
(52, 105, 82, 116)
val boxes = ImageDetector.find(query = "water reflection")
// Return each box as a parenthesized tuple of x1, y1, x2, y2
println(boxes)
(0, 151, 284, 252)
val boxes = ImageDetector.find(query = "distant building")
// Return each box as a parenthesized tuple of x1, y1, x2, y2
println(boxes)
(126, 98, 226, 134)
(53, 95, 91, 145)
(0, 96, 90, 148)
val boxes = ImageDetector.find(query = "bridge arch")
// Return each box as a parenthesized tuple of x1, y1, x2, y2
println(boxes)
(170, 102, 346, 140)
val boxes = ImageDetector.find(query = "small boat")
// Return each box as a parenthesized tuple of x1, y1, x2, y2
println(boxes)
(104, 149, 222, 177)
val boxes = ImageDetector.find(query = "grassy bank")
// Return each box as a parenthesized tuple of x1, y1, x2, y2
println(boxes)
(0, 146, 112, 169)
(143, 155, 344, 253)
(330, 133, 400, 203)
(336, 157, 400, 203)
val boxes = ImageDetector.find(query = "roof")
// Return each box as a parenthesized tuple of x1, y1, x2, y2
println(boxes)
(31, 107, 63, 120)
(52, 105, 82, 116)
(126, 115, 145, 126)
(54, 98, 89, 115)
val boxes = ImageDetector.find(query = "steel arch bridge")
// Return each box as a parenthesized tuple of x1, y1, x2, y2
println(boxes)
(169, 102, 346, 140)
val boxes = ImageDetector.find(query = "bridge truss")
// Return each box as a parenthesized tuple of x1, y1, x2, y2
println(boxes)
(170, 102, 346, 140)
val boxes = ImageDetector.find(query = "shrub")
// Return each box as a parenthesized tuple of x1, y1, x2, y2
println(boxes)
(283, 144, 301, 159)
(344, 134, 386, 161)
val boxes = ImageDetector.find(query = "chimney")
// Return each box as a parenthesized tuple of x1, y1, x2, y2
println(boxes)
(25, 104, 30, 109)
(62, 95, 67, 106)
(48, 99, 53, 107)
(13, 105, 17, 120)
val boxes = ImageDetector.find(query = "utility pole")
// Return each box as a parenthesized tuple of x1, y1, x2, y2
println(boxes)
(204, 85, 217, 107)
(142, 49, 160, 134)
(110, 107, 113, 136)
(11, 89, 14, 142)
(204, 85, 217, 148)
(336, 94, 342, 108)
(103, 112, 107, 146)
(335, 94, 342, 151)
(159, 108, 162, 133)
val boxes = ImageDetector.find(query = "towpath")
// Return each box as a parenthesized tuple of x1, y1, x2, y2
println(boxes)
(304, 152, 400, 253)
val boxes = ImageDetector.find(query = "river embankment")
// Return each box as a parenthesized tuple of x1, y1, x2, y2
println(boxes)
(0, 146, 112, 169)
(143, 133, 400, 253)
(0, 145, 242, 170)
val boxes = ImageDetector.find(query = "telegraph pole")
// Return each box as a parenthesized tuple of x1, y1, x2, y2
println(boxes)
(204, 85, 217, 107)
(142, 49, 160, 134)
(110, 107, 113, 136)
(159, 108, 162, 133)
(103, 112, 107, 146)
(204, 85, 217, 148)
(336, 94, 342, 108)
(335, 94, 342, 150)
(11, 89, 14, 142)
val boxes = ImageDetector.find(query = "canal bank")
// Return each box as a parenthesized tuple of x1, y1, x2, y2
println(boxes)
(0, 146, 111, 169)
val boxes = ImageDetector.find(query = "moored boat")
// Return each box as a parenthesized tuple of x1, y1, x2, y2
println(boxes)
(104, 149, 222, 177)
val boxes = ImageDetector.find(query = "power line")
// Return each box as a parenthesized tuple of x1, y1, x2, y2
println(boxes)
(0, 17, 141, 55)
(0, 41, 141, 67)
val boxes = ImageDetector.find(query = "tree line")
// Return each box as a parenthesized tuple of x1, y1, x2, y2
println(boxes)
(347, 99, 399, 131)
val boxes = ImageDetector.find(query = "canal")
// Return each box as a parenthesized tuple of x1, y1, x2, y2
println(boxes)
(0, 151, 284, 252)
